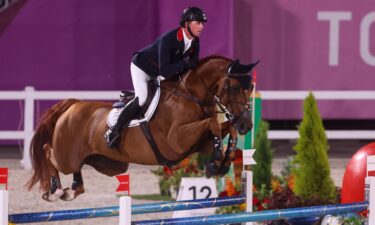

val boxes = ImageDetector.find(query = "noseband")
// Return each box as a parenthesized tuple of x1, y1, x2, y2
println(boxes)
(214, 77, 251, 123)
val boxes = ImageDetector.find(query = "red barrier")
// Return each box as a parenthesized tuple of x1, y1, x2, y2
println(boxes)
(341, 142, 375, 203)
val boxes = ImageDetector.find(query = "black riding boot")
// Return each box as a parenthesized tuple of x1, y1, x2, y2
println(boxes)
(105, 97, 141, 149)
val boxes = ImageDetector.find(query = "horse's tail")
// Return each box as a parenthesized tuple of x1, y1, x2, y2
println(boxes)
(26, 99, 80, 191)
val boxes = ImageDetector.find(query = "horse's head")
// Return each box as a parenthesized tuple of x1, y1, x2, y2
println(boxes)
(215, 59, 259, 135)
(184, 56, 259, 135)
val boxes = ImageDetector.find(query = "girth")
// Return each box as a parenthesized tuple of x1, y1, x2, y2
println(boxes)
(121, 79, 193, 168)
(140, 122, 181, 168)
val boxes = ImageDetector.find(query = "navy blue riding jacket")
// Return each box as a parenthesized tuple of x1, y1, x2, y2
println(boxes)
(132, 27, 200, 79)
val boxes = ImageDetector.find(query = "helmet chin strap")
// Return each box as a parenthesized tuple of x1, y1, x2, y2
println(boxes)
(187, 22, 196, 38)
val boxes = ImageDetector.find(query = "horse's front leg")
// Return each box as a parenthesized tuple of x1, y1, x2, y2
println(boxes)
(218, 124, 238, 176)
(220, 121, 232, 137)
(205, 122, 240, 177)
(199, 118, 226, 177)
(175, 117, 224, 176)
(196, 121, 238, 176)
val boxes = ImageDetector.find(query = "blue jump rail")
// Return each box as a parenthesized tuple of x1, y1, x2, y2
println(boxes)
(8, 195, 246, 223)
(133, 202, 368, 225)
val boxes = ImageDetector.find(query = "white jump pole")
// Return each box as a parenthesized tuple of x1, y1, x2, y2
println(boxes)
(366, 177, 375, 225)
(242, 150, 256, 225)
(0, 190, 8, 225)
(241, 69, 258, 225)
(241, 170, 253, 225)
(119, 196, 131, 225)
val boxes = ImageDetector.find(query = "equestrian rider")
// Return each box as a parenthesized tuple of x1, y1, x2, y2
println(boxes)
(105, 6, 207, 149)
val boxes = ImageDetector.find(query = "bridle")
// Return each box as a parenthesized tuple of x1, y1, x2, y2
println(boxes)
(158, 69, 252, 122)
(213, 77, 251, 122)
(176, 72, 251, 122)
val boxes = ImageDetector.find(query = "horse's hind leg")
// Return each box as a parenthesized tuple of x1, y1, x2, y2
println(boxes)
(42, 170, 64, 202)
(42, 144, 65, 202)
(60, 171, 85, 201)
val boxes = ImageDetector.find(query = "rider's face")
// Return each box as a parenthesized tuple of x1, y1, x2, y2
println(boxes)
(187, 21, 204, 37)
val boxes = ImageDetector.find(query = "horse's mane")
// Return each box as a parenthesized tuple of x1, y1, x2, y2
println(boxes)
(198, 55, 233, 65)
(165, 55, 232, 84)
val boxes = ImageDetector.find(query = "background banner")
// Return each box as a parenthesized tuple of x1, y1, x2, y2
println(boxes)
(0, 0, 374, 132)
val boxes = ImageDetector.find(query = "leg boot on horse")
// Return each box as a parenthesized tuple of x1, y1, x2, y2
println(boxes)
(60, 171, 85, 201)
(42, 175, 64, 202)
(105, 97, 141, 149)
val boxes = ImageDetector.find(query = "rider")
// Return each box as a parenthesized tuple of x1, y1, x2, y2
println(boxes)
(105, 6, 207, 149)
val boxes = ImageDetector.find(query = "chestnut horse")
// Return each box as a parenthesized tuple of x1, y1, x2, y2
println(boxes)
(27, 55, 257, 201)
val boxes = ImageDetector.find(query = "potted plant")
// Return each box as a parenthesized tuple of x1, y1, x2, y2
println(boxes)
(266, 93, 338, 225)
(152, 153, 204, 198)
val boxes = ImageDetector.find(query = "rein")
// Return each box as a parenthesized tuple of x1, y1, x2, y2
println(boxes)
(155, 78, 214, 108)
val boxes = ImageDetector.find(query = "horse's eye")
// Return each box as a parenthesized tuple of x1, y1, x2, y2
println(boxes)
(231, 85, 241, 94)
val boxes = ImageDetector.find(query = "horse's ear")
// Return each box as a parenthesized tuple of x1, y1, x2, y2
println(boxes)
(228, 60, 260, 75)
(227, 60, 240, 74)
(227, 59, 260, 90)
(241, 60, 260, 74)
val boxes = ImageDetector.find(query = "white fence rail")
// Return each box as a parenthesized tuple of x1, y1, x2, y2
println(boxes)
(1, 86, 375, 169)
(0, 87, 118, 169)
(261, 91, 375, 140)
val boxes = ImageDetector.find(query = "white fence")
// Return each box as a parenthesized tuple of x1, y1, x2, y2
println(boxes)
(261, 91, 375, 140)
(1, 86, 375, 169)
(0, 87, 118, 169)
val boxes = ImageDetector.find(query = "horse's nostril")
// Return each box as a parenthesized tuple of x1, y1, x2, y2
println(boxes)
(239, 124, 246, 133)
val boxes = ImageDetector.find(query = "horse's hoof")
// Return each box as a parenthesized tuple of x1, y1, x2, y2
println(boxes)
(42, 188, 64, 202)
(60, 186, 85, 201)
(205, 161, 219, 177)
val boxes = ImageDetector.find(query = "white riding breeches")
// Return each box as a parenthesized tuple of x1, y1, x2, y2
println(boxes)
(130, 62, 151, 106)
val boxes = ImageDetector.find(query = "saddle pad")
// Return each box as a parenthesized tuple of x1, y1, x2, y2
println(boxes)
(107, 77, 161, 128)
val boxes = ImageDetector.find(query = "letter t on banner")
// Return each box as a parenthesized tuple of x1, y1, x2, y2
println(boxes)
(317, 11, 352, 66)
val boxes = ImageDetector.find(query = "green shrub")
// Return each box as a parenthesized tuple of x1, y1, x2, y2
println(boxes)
(253, 120, 273, 192)
(293, 92, 336, 202)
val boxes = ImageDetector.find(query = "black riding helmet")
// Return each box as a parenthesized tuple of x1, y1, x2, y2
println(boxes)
(179, 7, 207, 27)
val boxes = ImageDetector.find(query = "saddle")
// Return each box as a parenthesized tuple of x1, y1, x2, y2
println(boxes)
(107, 79, 160, 128)
(107, 78, 180, 167)
(115, 79, 158, 116)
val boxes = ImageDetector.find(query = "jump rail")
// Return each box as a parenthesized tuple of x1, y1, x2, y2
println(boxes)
(131, 202, 368, 225)
(8, 195, 246, 224)
(2, 157, 375, 225)
(1, 86, 375, 169)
